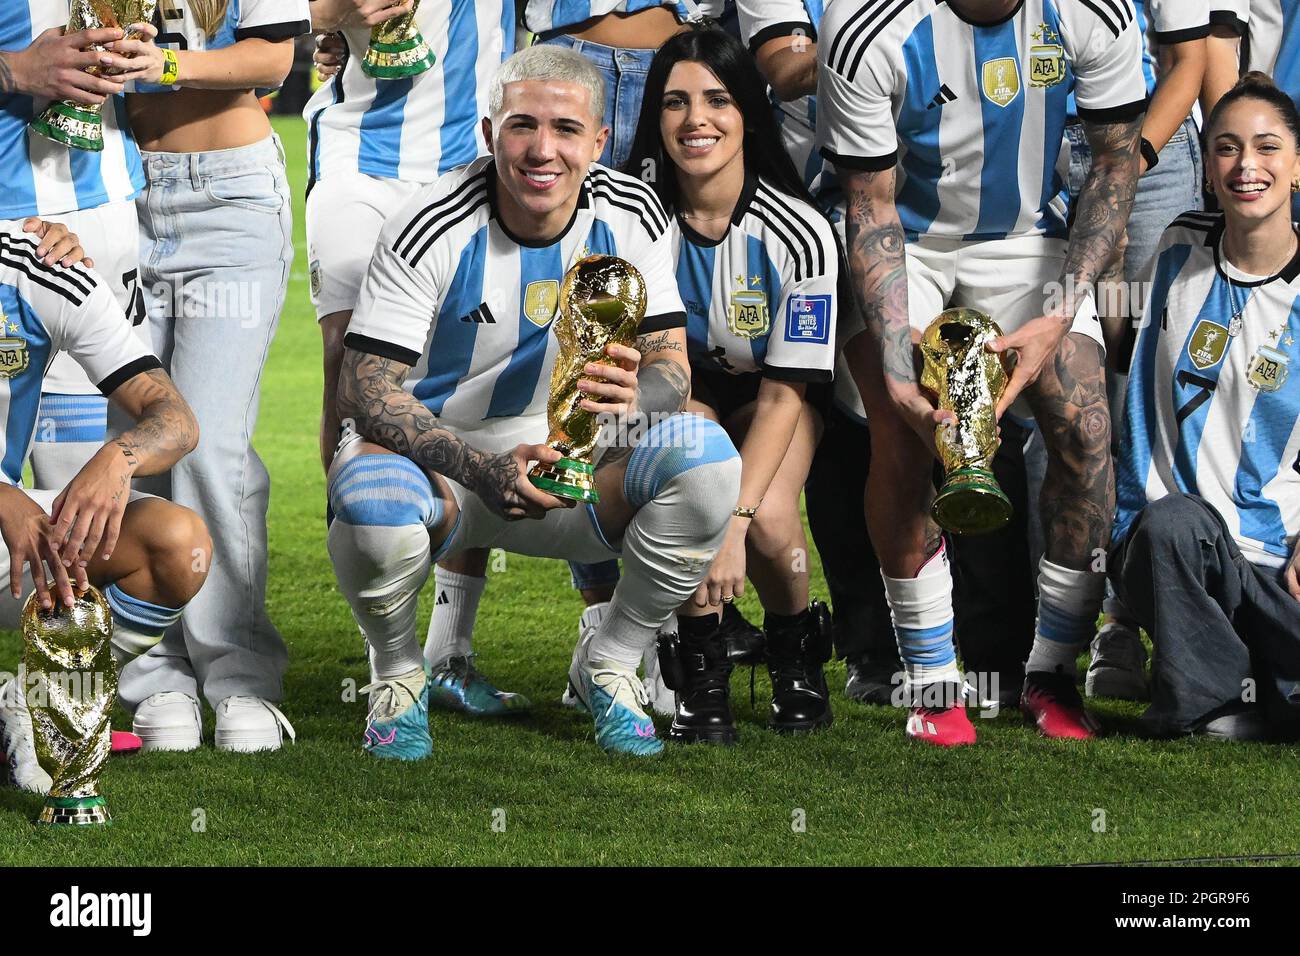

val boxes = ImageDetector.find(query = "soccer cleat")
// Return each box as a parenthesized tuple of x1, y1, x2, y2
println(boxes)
(215, 697, 296, 753)
(584, 659, 663, 756)
(561, 603, 602, 712)
(111, 731, 143, 754)
(428, 654, 530, 716)
(905, 699, 977, 747)
(0, 673, 52, 794)
(133, 691, 203, 752)
(1022, 670, 1099, 740)
(360, 666, 431, 761)
(1085, 623, 1149, 701)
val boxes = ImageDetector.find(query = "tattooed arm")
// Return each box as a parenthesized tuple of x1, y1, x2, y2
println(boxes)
(631, 326, 691, 416)
(49, 368, 199, 566)
(991, 115, 1142, 416)
(338, 346, 564, 520)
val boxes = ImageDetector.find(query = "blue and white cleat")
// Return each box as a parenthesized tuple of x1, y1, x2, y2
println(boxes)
(428, 655, 531, 716)
(584, 658, 664, 756)
(360, 665, 431, 761)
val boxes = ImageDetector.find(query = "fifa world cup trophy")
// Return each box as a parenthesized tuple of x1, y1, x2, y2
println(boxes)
(29, 1, 158, 152)
(362, 1, 436, 79)
(919, 308, 1014, 535)
(21, 586, 117, 826)
(528, 255, 647, 504)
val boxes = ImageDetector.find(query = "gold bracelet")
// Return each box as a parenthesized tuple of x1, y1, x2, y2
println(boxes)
(732, 505, 758, 519)
(160, 48, 180, 87)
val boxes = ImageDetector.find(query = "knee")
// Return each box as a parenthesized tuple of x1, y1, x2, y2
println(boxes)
(143, 503, 211, 604)
(1131, 494, 1222, 552)
(747, 504, 801, 559)
(624, 413, 740, 531)
(329, 453, 445, 530)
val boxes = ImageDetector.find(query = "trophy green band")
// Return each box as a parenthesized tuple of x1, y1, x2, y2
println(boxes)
(919, 308, 1014, 536)
(362, 3, 436, 79)
(528, 256, 647, 504)
(29, 1, 158, 152)
(21, 586, 117, 826)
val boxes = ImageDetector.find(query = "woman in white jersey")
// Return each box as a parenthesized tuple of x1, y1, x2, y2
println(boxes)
(100, 0, 310, 753)
(1110, 73, 1300, 741)
(625, 28, 839, 743)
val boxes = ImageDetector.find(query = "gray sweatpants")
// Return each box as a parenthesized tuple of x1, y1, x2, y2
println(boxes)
(1109, 494, 1300, 736)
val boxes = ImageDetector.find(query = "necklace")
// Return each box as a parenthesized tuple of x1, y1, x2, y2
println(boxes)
(1223, 228, 1298, 338)
(679, 210, 732, 222)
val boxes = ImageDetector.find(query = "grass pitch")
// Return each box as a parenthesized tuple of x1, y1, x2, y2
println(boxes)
(2, 118, 1299, 867)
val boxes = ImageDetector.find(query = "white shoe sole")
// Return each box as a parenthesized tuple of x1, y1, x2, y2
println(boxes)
(215, 730, 282, 753)
(135, 728, 202, 753)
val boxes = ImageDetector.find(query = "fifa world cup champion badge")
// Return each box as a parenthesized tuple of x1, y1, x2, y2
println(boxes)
(363, 0, 436, 79)
(29, 1, 159, 152)
(919, 308, 1014, 535)
(528, 255, 647, 505)
(21, 586, 117, 826)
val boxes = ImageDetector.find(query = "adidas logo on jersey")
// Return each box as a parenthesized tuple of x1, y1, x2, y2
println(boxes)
(459, 304, 496, 324)
(926, 84, 958, 110)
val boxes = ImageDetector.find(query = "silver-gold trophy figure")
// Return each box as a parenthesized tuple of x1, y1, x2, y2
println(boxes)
(363, 0, 436, 79)
(21, 586, 117, 826)
(919, 308, 1014, 536)
(528, 255, 647, 505)
(29, 1, 158, 152)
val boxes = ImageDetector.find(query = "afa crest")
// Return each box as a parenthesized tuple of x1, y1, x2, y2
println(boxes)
(1028, 44, 1065, 88)
(523, 279, 559, 327)
(728, 290, 769, 338)
(981, 57, 1020, 108)
(1187, 319, 1229, 370)
(0, 310, 28, 380)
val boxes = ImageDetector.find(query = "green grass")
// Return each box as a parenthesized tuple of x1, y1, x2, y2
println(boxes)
(2, 118, 1299, 866)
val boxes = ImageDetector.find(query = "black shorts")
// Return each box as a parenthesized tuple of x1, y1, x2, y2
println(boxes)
(691, 368, 832, 422)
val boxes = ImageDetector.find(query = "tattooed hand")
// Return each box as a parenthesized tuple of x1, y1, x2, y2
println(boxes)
(472, 443, 570, 520)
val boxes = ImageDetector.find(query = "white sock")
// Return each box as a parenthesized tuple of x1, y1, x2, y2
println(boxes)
(1026, 557, 1106, 676)
(882, 544, 961, 693)
(423, 567, 485, 667)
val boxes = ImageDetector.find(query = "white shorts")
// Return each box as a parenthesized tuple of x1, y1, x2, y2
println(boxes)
(2, 201, 144, 396)
(306, 172, 427, 321)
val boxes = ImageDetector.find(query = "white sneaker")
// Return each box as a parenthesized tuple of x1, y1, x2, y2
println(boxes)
(132, 692, 203, 752)
(561, 602, 607, 711)
(0, 673, 52, 794)
(1085, 623, 1149, 701)
(214, 697, 296, 753)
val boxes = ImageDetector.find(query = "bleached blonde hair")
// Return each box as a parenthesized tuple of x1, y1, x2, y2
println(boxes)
(489, 45, 606, 122)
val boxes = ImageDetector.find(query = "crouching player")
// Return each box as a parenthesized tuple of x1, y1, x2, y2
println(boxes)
(325, 46, 741, 759)
(0, 224, 211, 790)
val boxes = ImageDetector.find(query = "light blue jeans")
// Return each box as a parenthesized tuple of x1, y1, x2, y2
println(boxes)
(539, 35, 654, 171)
(118, 135, 292, 710)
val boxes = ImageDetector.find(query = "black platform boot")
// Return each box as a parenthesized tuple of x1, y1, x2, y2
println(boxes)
(656, 614, 738, 745)
(765, 601, 833, 733)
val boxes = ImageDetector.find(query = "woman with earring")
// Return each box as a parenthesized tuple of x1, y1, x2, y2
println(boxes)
(624, 27, 839, 744)
(99, 0, 310, 753)
(1110, 72, 1300, 741)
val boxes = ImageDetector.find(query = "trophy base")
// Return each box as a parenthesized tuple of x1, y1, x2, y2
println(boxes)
(362, 38, 437, 79)
(38, 795, 111, 827)
(932, 468, 1013, 536)
(529, 457, 597, 504)
(29, 102, 104, 152)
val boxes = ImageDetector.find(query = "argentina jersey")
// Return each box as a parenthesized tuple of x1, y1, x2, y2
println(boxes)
(1116, 212, 1300, 568)
(674, 175, 837, 381)
(1238, 0, 1300, 113)
(524, 1, 726, 33)
(134, 0, 310, 94)
(0, 229, 159, 486)
(0, 2, 143, 220)
(304, 0, 513, 188)
(816, 0, 1147, 242)
(737, 0, 825, 188)
(345, 157, 686, 432)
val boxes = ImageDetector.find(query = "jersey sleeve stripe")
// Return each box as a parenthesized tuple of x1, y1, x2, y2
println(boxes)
(638, 311, 688, 333)
(394, 170, 490, 259)
(762, 362, 833, 383)
(235, 20, 310, 42)
(828, 0, 902, 77)
(589, 169, 669, 234)
(590, 187, 666, 241)
(844, 0, 916, 83)
(1153, 24, 1211, 44)
(755, 184, 827, 277)
(1075, 98, 1148, 123)
(409, 195, 490, 266)
(1080, 0, 1135, 39)
(819, 146, 900, 172)
(748, 20, 817, 54)
(0, 255, 90, 306)
(2, 236, 96, 298)
(1208, 9, 1247, 34)
(344, 331, 423, 368)
(97, 355, 163, 397)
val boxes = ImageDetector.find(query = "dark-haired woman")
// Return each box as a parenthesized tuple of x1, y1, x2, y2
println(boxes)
(625, 28, 839, 742)
(1110, 72, 1300, 741)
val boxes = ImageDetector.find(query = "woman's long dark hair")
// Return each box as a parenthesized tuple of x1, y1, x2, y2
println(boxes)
(622, 27, 815, 213)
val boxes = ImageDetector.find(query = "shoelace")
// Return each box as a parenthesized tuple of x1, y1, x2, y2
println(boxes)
(433, 654, 484, 685)
(360, 676, 421, 726)
(590, 668, 650, 720)
(224, 696, 297, 743)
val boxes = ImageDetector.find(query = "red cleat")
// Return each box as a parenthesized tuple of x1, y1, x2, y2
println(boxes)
(906, 704, 977, 747)
(111, 730, 143, 754)
(1021, 671, 1098, 739)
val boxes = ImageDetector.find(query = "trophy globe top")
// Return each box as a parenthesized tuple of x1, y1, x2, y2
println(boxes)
(21, 586, 113, 669)
(920, 307, 1008, 396)
(561, 255, 648, 336)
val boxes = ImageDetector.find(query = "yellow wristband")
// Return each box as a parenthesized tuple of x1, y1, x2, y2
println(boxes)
(160, 48, 179, 86)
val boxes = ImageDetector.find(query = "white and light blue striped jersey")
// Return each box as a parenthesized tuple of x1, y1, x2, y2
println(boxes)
(346, 157, 687, 432)
(0, 3, 143, 220)
(817, 0, 1147, 242)
(304, 0, 513, 188)
(1115, 211, 1300, 568)
(674, 174, 837, 381)
(524, 1, 725, 33)
(1231, 0, 1300, 114)
(134, 0, 310, 94)
(1133, 0, 1211, 95)
(737, 0, 825, 188)
(0, 228, 160, 486)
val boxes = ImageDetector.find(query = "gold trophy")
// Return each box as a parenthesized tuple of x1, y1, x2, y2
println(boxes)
(362, 1, 436, 79)
(919, 308, 1013, 535)
(528, 255, 647, 504)
(21, 586, 116, 826)
(29, 1, 158, 152)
